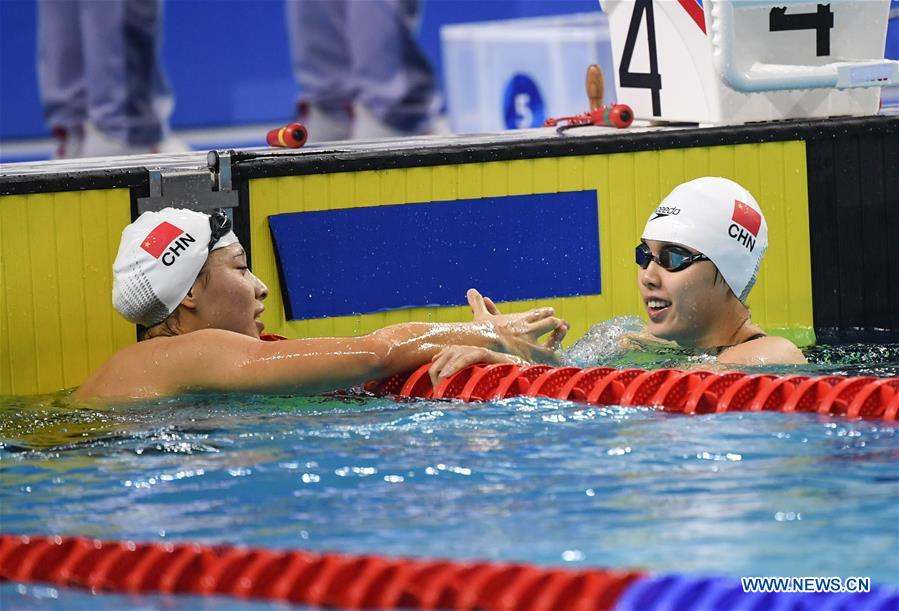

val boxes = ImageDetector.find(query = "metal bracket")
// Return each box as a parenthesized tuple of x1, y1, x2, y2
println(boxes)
(137, 151, 239, 213)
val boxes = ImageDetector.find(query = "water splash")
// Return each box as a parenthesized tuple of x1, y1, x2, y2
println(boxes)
(563, 315, 701, 369)
(563, 319, 899, 377)
(804, 343, 899, 377)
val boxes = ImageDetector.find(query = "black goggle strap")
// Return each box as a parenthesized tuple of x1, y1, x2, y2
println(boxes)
(207, 208, 233, 251)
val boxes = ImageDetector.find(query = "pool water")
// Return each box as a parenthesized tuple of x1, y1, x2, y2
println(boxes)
(566, 316, 899, 377)
(1, 341, 898, 609)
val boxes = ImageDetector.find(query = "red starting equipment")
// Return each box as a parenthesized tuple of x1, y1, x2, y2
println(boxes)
(544, 104, 634, 129)
(266, 123, 308, 148)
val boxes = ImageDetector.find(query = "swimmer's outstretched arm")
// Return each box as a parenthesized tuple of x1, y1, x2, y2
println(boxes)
(169, 290, 565, 395)
(175, 318, 559, 395)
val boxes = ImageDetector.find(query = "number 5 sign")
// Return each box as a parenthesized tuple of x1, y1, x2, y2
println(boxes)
(600, 0, 898, 124)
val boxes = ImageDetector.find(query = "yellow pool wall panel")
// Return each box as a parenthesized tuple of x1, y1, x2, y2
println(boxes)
(249, 140, 814, 348)
(0, 189, 134, 395)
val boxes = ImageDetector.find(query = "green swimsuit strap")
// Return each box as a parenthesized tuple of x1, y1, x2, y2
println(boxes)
(715, 333, 767, 356)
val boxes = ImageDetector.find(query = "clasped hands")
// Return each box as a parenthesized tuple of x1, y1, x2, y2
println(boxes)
(429, 288, 569, 387)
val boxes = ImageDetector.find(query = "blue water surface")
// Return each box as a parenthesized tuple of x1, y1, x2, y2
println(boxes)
(1, 344, 898, 608)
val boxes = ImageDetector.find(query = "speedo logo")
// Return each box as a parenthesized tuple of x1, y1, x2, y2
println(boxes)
(728, 199, 762, 252)
(140, 221, 197, 266)
(649, 205, 681, 221)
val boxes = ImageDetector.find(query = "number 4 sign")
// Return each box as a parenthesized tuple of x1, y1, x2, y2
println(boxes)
(600, 0, 898, 124)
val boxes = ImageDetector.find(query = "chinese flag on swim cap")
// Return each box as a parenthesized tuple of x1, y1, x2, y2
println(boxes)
(140, 221, 184, 258)
(732, 200, 761, 237)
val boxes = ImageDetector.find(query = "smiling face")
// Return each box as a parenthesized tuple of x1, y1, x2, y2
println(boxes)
(638, 239, 734, 347)
(190, 243, 269, 338)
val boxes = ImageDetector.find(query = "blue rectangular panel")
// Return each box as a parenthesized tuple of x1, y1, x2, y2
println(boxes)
(268, 191, 601, 320)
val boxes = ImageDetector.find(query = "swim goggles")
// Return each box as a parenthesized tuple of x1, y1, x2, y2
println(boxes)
(207, 208, 233, 250)
(636, 242, 710, 272)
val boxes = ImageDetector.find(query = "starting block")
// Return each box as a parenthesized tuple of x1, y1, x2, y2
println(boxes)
(600, 0, 898, 123)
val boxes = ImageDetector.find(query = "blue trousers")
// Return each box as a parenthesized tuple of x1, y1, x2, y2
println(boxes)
(285, 0, 438, 133)
(37, 0, 172, 145)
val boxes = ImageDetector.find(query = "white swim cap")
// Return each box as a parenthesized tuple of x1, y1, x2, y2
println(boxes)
(641, 177, 768, 302)
(112, 208, 238, 327)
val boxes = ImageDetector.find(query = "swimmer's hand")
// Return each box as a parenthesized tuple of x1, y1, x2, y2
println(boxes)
(466, 288, 569, 364)
(429, 346, 528, 387)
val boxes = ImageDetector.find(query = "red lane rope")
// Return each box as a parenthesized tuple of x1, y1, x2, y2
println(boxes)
(0, 534, 642, 609)
(366, 365, 898, 421)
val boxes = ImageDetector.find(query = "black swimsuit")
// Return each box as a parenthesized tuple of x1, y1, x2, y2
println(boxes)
(714, 333, 767, 356)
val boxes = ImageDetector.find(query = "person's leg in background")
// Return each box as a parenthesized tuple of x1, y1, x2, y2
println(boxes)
(37, 0, 87, 158)
(79, 0, 186, 156)
(285, 0, 353, 142)
(347, 0, 443, 138)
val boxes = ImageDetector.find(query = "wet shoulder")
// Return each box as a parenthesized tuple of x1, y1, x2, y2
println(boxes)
(75, 330, 257, 400)
(136, 329, 262, 371)
(718, 335, 807, 365)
